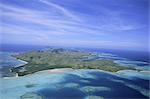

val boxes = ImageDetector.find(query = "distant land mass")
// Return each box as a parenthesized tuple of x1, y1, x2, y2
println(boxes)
(11, 48, 137, 76)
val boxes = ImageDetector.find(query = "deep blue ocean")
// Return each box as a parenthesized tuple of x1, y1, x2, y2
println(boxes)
(82, 48, 149, 63)
(0, 44, 48, 52)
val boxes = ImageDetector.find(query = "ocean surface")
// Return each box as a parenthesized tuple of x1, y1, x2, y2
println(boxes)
(0, 52, 28, 77)
(0, 69, 150, 99)
(0, 44, 150, 99)
(78, 48, 150, 68)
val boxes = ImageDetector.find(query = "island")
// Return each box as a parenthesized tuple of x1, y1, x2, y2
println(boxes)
(11, 48, 136, 76)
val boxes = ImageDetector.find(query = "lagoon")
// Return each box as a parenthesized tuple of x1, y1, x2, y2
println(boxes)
(0, 69, 150, 99)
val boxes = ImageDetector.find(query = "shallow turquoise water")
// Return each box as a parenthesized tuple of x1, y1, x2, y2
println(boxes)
(0, 69, 150, 99)
(0, 52, 26, 77)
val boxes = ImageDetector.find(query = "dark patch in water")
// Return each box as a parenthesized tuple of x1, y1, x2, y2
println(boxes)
(59, 71, 149, 99)
(35, 72, 149, 99)
(25, 84, 37, 88)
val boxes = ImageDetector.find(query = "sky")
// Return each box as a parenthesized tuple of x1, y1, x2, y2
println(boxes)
(0, 0, 149, 51)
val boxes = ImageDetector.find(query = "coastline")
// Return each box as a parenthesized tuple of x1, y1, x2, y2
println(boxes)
(3, 67, 150, 80)
(1, 51, 149, 79)
(11, 54, 28, 67)
(6, 60, 147, 79)
(9, 58, 28, 77)
(2, 68, 74, 79)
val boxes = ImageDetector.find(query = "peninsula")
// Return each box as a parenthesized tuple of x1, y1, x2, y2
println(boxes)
(11, 48, 136, 76)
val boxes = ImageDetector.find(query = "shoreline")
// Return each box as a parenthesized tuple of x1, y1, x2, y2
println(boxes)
(2, 67, 150, 79)
(11, 54, 28, 67)
(10, 58, 28, 77)
(1, 56, 28, 78)
(1, 51, 149, 79)
(2, 68, 74, 79)
(5, 59, 148, 79)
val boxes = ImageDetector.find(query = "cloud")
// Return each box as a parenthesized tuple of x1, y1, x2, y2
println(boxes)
(38, 0, 81, 22)
(1, 2, 106, 37)
(0, 0, 148, 50)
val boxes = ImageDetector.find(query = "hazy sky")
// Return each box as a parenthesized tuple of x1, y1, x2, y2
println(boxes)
(1, 0, 149, 51)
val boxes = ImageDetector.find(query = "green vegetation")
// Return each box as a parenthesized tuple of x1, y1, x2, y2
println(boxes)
(11, 48, 136, 76)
